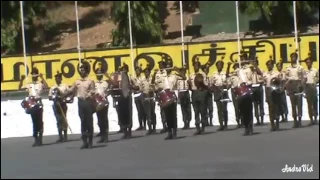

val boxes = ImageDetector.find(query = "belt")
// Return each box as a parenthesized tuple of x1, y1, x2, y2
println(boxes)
(178, 90, 188, 92)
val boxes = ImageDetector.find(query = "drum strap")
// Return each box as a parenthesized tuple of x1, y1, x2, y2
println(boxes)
(31, 84, 36, 96)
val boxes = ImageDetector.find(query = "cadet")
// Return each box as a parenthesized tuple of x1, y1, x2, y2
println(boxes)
(64, 62, 96, 149)
(153, 62, 186, 139)
(304, 58, 319, 125)
(132, 66, 147, 131)
(19, 67, 49, 147)
(285, 53, 305, 128)
(189, 61, 208, 135)
(226, 62, 242, 128)
(203, 64, 214, 126)
(48, 72, 69, 142)
(154, 61, 169, 133)
(250, 59, 265, 126)
(141, 65, 157, 135)
(263, 60, 282, 131)
(94, 68, 110, 143)
(176, 66, 192, 129)
(211, 60, 229, 130)
(236, 53, 255, 135)
(276, 62, 289, 123)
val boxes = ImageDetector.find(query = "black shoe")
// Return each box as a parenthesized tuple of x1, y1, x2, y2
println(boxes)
(121, 129, 127, 139)
(38, 132, 43, 146)
(135, 126, 143, 131)
(243, 128, 249, 136)
(80, 135, 88, 149)
(88, 135, 93, 149)
(255, 122, 261, 126)
(201, 125, 205, 134)
(96, 132, 101, 137)
(224, 125, 228, 131)
(32, 136, 38, 147)
(308, 121, 313, 126)
(56, 131, 63, 143)
(313, 120, 318, 125)
(217, 126, 224, 131)
(97, 135, 105, 143)
(165, 130, 173, 140)
(160, 128, 167, 134)
(127, 129, 132, 139)
(172, 128, 177, 139)
(63, 131, 68, 142)
(117, 129, 123, 133)
(194, 126, 201, 135)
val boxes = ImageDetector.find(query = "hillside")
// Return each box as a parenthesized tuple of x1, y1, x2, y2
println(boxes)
(36, 1, 196, 53)
(9, 1, 320, 54)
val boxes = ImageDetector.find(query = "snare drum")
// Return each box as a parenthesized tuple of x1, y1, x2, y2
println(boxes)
(21, 96, 43, 114)
(234, 83, 253, 100)
(157, 89, 177, 108)
(94, 94, 109, 112)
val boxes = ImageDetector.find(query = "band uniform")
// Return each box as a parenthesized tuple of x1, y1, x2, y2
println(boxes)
(63, 62, 96, 149)
(285, 53, 305, 128)
(176, 68, 192, 130)
(94, 69, 110, 143)
(211, 61, 229, 131)
(304, 58, 319, 125)
(227, 63, 242, 127)
(189, 61, 208, 135)
(263, 60, 282, 131)
(276, 62, 289, 122)
(203, 65, 214, 126)
(250, 59, 265, 126)
(140, 66, 157, 135)
(19, 67, 48, 147)
(48, 72, 69, 142)
(132, 67, 147, 131)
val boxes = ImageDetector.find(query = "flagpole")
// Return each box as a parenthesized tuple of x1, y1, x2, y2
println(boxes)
(235, 1, 241, 68)
(20, 1, 28, 84)
(128, 1, 134, 75)
(293, 1, 299, 64)
(75, 1, 82, 65)
(179, 1, 186, 66)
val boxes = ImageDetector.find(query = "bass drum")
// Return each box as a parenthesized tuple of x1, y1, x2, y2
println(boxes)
(21, 96, 43, 114)
(93, 94, 109, 112)
(234, 83, 253, 100)
(157, 89, 177, 108)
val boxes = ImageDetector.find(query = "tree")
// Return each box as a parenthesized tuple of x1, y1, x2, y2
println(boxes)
(1, 1, 47, 55)
(239, 1, 319, 34)
(110, 1, 163, 47)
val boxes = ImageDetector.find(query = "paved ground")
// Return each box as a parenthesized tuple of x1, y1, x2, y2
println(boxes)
(1, 122, 319, 179)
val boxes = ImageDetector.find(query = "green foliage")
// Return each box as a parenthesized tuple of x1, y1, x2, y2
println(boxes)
(1, 1, 47, 54)
(239, 1, 319, 34)
(110, 1, 163, 46)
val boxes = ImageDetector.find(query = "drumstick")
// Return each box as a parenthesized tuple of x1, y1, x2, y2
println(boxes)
(56, 102, 73, 134)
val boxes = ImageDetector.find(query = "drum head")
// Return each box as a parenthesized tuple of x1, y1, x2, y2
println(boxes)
(121, 72, 130, 98)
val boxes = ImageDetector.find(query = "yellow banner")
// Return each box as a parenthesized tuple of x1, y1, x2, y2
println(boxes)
(1, 34, 318, 91)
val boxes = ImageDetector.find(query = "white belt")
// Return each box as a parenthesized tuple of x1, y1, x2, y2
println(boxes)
(252, 84, 261, 88)
(178, 90, 188, 92)
(133, 93, 142, 98)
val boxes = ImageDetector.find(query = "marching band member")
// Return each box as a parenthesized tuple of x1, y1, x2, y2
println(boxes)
(226, 62, 242, 128)
(132, 66, 147, 131)
(285, 52, 306, 128)
(203, 64, 214, 126)
(152, 61, 186, 140)
(304, 57, 319, 126)
(250, 58, 265, 126)
(211, 60, 229, 130)
(19, 67, 49, 147)
(276, 62, 289, 123)
(48, 72, 70, 143)
(263, 60, 282, 131)
(107, 64, 133, 139)
(141, 65, 157, 135)
(94, 68, 110, 143)
(189, 60, 208, 135)
(176, 66, 192, 130)
(63, 62, 96, 149)
(154, 61, 169, 133)
(231, 52, 256, 136)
